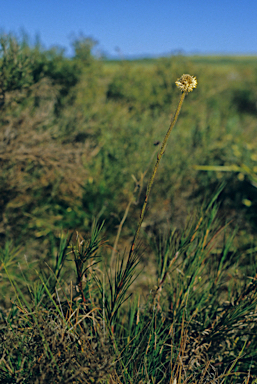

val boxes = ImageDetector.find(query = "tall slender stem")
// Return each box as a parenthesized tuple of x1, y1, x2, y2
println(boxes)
(128, 91, 186, 259)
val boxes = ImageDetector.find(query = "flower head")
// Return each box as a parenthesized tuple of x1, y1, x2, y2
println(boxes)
(175, 74, 197, 93)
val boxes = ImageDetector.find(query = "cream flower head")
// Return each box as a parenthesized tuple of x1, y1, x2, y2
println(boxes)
(175, 74, 197, 93)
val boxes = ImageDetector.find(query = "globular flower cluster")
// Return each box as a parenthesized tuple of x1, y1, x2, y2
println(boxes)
(175, 74, 197, 93)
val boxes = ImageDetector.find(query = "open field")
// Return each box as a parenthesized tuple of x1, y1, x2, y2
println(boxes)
(1, 34, 257, 382)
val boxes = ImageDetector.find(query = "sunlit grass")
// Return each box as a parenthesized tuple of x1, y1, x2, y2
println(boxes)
(1, 33, 257, 382)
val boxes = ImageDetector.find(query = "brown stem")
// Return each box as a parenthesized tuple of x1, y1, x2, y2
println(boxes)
(128, 92, 186, 259)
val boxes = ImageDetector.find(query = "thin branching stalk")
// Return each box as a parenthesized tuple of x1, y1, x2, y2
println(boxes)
(128, 76, 198, 261)
(128, 92, 186, 258)
(129, 74, 197, 259)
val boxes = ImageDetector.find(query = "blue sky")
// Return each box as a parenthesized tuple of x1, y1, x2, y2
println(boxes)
(1, 0, 256, 57)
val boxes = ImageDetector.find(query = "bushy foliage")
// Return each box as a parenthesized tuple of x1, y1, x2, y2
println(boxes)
(1, 35, 257, 248)
(1, 33, 257, 381)
(0, 34, 34, 106)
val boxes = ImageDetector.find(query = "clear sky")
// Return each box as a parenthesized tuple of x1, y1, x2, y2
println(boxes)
(1, 0, 256, 57)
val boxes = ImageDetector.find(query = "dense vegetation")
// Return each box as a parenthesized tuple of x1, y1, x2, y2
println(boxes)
(1, 33, 257, 382)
